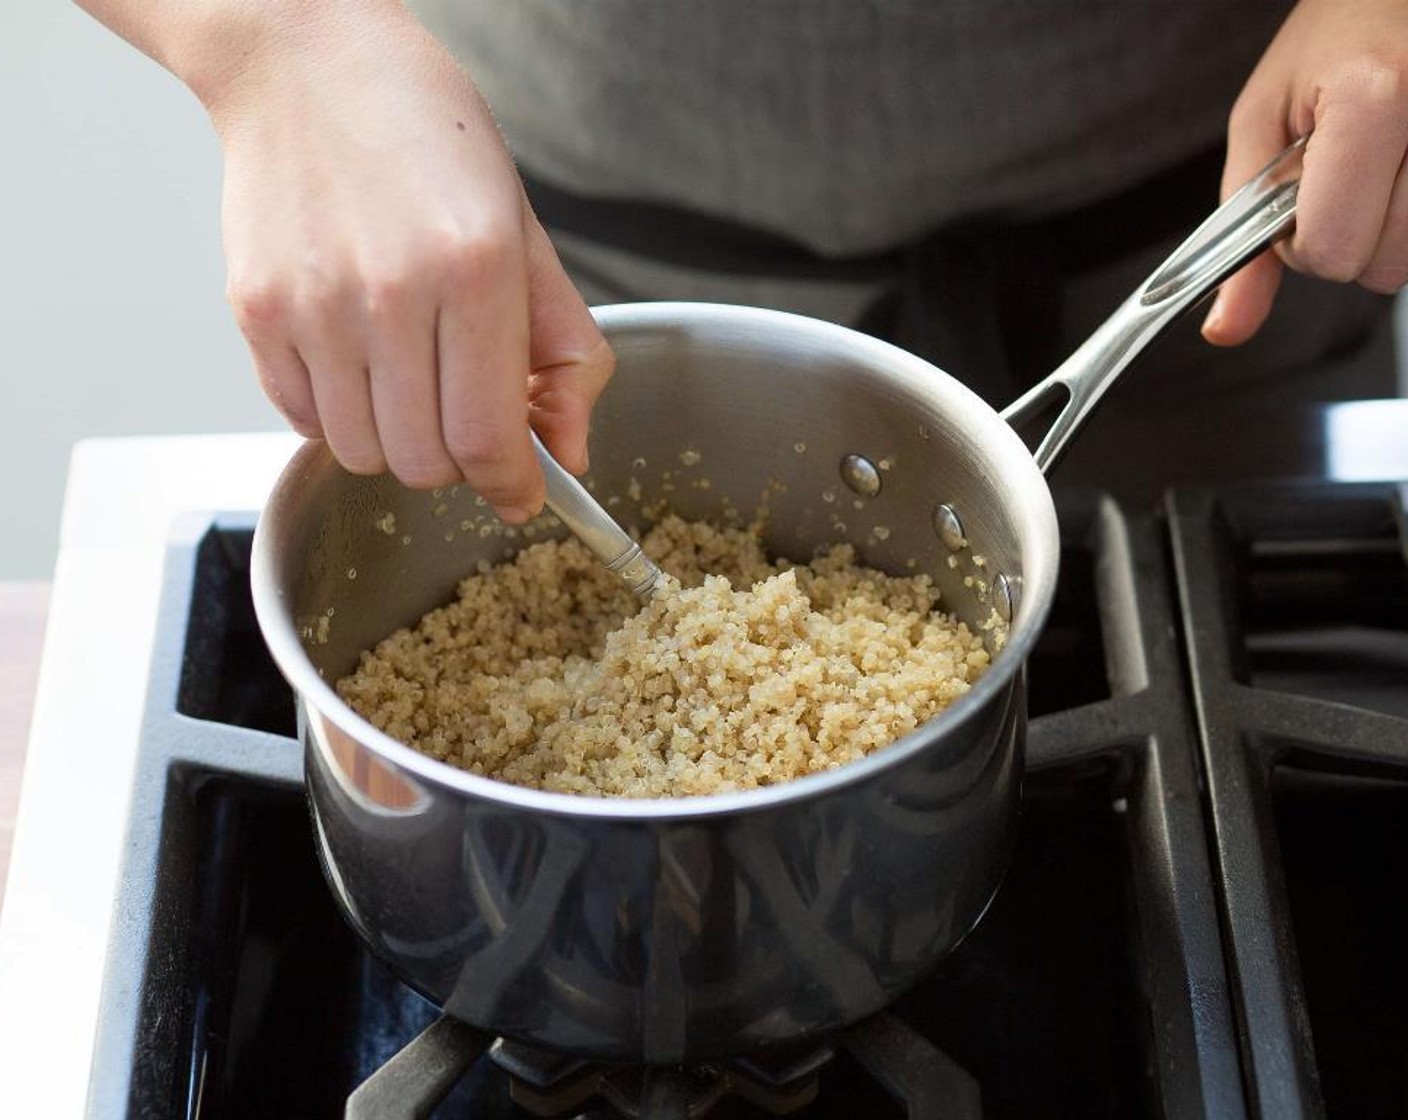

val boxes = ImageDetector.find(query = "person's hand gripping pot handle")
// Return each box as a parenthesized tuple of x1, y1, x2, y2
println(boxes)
(1207, 0, 1408, 345)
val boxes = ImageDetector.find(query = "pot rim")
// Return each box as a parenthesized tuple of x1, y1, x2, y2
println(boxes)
(251, 302, 1060, 821)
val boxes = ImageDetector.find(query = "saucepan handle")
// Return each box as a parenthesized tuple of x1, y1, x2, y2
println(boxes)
(1000, 137, 1306, 475)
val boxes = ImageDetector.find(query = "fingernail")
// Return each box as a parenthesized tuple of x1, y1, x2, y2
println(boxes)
(1201, 295, 1223, 337)
(496, 505, 532, 525)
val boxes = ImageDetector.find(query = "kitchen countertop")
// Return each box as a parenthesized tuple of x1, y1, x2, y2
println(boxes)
(0, 433, 299, 1118)
(0, 583, 49, 904)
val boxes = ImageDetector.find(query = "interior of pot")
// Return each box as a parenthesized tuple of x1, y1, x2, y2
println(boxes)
(262, 303, 1059, 713)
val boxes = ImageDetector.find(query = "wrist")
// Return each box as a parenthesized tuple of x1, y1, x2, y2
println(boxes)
(169, 0, 414, 124)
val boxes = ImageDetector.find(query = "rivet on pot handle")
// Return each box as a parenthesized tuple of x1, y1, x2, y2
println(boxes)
(1001, 136, 1306, 475)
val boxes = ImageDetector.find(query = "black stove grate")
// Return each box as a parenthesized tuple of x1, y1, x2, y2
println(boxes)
(1169, 485, 1408, 1120)
(1012, 494, 1243, 1120)
(86, 496, 1249, 1119)
(344, 1012, 983, 1120)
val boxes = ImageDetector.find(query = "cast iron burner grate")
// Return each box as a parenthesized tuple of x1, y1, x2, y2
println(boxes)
(345, 1014, 978, 1120)
(1169, 485, 1408, 1120)
(85, 494, 1245, 1118)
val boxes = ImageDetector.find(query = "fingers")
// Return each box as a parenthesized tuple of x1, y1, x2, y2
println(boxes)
(1207, 43, 1408, 344)
(230, 216, 606, 510)
(1203, 251, 1284, 347)
(1358, 147, 1408, 293)
(523, 214, 615, 475)
(437, 231, 541, 521)
(300, 304, 386, 476)
(230, 271, 387, 473)
(253, 345, 322, 438)
(211, 16, 599, 504)
(1284, 61, 1408, 283)
(364, 275, 461, 489)
(229, 284, 324, 438)
(1204, 87, 1293, 345)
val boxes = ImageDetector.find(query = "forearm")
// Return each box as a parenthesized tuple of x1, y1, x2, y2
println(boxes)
(71, 0, 411, 113)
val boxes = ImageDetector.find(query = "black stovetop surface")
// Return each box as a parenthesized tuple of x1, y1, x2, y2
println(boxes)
(85, 484, 1408, 1120)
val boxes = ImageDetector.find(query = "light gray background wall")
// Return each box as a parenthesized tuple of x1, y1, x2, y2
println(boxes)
(0, 2, 281, 579)
(1, 5, 1405, 579)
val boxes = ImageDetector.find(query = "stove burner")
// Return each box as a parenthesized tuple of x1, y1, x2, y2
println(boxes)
(345, 1014, 979, 1120)
(85, 496, 1256, 1117)
(492, 1035, 831, 1119)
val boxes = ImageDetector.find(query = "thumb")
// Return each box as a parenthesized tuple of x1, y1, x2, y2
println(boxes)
(1202, 250, 1283, 346)
(522, 211, 615, 475)
(1204, 92, 1291, 347)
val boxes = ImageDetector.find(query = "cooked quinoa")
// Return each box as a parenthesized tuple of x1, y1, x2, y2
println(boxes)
(337, 516, 994, 798)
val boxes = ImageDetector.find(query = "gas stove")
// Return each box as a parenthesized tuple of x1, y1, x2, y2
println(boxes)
(0, 416, 1405, 1119)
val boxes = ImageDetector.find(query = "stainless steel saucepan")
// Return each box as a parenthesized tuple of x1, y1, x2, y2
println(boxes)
(251, 141, 1303, 1064)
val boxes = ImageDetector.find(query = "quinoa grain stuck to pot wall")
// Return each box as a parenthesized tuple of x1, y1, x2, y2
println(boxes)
(336, 516, 996, 798)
